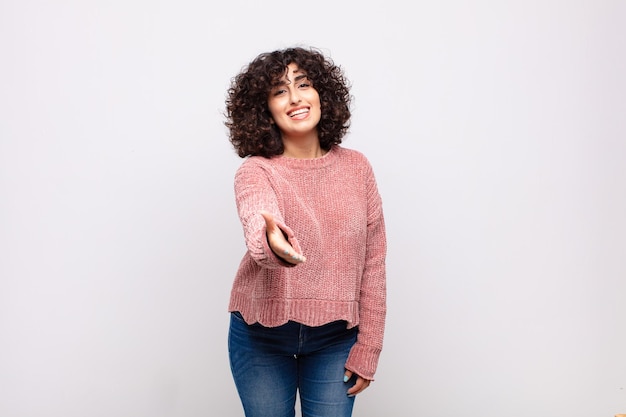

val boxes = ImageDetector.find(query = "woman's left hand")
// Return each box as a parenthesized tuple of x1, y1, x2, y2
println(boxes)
(344, 370, 371, 396)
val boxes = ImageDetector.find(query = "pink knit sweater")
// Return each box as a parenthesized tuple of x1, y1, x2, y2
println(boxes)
(228, 145, 387, 380)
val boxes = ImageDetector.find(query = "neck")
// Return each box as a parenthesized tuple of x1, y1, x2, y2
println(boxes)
(282, 136, 326, 159)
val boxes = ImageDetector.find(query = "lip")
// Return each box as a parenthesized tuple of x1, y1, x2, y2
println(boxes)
(287, 106, 310, 118)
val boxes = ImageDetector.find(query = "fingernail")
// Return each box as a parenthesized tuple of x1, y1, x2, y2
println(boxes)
(343, 375, 349, 383)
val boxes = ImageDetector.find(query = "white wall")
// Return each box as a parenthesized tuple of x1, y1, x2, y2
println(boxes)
(1, 1, 625, 416)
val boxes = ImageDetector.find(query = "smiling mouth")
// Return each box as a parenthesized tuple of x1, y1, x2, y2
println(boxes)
(288, 108, 309, 118)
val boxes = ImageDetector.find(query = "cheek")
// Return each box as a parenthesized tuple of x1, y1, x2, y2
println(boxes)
(312, 96, 322, 113)
(309, 90, 321, 104)
(268, 97, 287, 116)
(267, 104, 281, 121)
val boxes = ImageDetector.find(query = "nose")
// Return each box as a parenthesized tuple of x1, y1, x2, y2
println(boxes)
(289, 88, 301, 104)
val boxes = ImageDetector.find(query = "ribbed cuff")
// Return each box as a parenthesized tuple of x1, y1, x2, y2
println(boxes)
(345, 342, 381, 381)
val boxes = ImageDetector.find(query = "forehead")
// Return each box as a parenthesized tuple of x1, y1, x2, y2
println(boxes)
(277, 62, 306, 82)
(285, 62, 302, 74)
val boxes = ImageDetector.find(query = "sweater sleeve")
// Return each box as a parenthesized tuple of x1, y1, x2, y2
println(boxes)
(345, 158, 387, 380)
(234, 159, 302, 269)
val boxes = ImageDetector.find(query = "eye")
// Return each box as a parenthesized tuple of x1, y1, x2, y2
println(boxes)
(272, 88, 287, 96)
(298, 82, 310, 88)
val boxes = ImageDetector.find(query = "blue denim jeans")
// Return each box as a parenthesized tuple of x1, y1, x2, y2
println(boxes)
(228, 311, 358, 417)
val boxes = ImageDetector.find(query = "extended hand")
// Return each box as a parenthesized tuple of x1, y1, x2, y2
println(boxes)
(260, 211, 306, 264)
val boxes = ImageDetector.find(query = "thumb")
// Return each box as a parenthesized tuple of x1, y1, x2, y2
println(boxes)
(259, 210, 275, 229)
(343, 370, 353, 383)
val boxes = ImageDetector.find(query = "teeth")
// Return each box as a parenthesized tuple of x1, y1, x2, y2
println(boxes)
(289, 108, 308, 117)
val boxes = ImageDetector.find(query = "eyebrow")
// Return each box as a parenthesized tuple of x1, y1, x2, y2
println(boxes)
(278, 70, 308, 86)
(293, 73, 308, 82)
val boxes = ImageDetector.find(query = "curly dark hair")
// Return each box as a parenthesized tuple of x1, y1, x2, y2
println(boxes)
(225, 46, 352, 158)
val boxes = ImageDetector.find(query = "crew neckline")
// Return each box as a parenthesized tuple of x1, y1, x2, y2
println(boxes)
(273, 146, 338, 170)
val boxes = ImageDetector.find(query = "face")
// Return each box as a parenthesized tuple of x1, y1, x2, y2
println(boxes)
(267, 63, 321, 141)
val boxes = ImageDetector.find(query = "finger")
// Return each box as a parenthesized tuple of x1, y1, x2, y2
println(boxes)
(343, 370, 353, 383)
(344, 370, 362, 396)
(347, 376, 371, 396)
(283, 248, 306, 264)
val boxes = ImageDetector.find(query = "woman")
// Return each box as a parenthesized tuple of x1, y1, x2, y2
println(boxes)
(224, 46, 387, 417)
